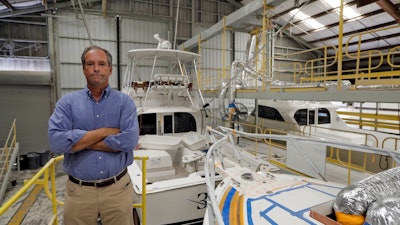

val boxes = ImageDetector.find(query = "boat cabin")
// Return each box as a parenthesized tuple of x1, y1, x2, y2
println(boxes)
(246, 100, 349, 133)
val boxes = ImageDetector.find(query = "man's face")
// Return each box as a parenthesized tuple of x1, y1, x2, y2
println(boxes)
(83, 49, 112, 89)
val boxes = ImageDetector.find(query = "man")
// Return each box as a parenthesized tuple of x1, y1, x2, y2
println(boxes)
(48, 45, 139, 225)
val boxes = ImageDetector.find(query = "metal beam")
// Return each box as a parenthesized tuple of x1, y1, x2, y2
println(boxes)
(225, 0, 243, 8)
(202, 89, 400, 103)
(231, 89, 400, 103)
(0, 0, 13, 10)
(0, 0, 101, 18)
(357, 0, 377, 7)
(179, 0, 290, 50)
(102, 0, 107, 17)
(376, 0, 400, 23)
(179, 0, 266, 50)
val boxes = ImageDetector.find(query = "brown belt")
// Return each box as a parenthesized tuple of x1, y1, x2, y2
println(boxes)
(68, 168, 127, 188)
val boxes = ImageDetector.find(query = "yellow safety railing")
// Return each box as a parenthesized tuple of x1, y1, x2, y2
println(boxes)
(0, 119, 17, 181)
(302, 125, 379, 146)
(221, 119, 399, 184)
(0, 155, 149, 225)
(199, 22, 400, 93)
(337, 111, 400, 133)
(382, 137, 400, 168)
(0, 119, 18, 205)
(133, 155, 149, 225)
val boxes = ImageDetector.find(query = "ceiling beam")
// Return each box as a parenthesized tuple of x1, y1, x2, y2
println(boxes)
(0, 0, 101, 18)
(179, 0, 287, 50)
(357, 0, 377, 7)
(225, 0, 243, 8)
(376, 0, 400, 23)
(0, 0, 14, 10)
(102, 0, 107, 16)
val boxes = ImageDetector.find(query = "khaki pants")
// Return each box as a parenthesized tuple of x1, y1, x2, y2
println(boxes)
(63, 172, 134, 225)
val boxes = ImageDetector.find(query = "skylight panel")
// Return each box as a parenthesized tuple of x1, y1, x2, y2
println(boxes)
(342, 7, 360, 19)
(322, 0, 360, 19)
(289, 9, 325, 29)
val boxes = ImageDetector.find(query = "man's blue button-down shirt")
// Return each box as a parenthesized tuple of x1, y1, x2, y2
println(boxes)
(48, 86, 139, 180)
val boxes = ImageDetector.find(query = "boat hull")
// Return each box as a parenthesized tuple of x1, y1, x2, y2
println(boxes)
(134, 183, 208, 225)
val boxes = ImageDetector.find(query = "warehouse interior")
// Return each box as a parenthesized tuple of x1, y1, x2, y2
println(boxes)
(1, 0, 400, 224)
(1, 0, 399, 154)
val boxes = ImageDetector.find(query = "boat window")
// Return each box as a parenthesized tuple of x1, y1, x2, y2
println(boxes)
(174, 112, 197, 133)
(251, 105, 284, 121)
(318, 108, 331, 124)
(139, 113, 157, 135)
(164, 115, 173, 134)
(294, 109, 315, 125)
(309, 110, 315, 125)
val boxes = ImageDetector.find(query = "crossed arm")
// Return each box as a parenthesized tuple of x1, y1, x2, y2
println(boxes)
(71, 127, 120, 153)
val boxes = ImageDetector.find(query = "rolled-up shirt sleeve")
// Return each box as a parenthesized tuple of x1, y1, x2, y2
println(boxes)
(104, 95, 139, 153)
(48, 96, 87, 154)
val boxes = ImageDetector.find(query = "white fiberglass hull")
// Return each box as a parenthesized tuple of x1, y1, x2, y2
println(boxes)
(134, 184, 207, 225)
(128, 161, 220, 225)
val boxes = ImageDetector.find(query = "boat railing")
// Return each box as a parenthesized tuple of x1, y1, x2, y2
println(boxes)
(301, 125, 391, 175)
(0, 155, 149, 225)
(204, 126, 400, 224)
(302, 124, 379, 147)
(206, 114, 301, 157)
(0, 119, 18, 204)
(382, 137, 400, 168)
(303, 124, 400, 180)
(223, 125, 400, 183)
(204, 127, 229, 225)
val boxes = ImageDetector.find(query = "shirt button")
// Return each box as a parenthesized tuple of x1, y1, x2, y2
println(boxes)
(100, 171, 104, 174)
(99, 157, 102, 160)
(96, 115, 99, 118)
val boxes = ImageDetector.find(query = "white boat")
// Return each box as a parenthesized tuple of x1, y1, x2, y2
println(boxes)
(232, 99, 400, 178)
(245, 99, 399, 146)
(203, 126, 400, 225)
(217, 33, 400, 177)
(121, 46, 219, 225)
(121, 46, 310, 225)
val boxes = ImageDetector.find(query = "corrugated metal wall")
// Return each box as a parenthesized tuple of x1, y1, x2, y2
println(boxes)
(0, 0, 238, 154)
(0, 72, 52, 155)
(57, 11, 169, 95)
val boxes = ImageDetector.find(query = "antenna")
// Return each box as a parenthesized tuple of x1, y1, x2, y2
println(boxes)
(173, 0, 180, 49)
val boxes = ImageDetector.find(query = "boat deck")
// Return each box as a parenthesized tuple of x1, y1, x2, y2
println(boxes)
(146, 165, 190, 183)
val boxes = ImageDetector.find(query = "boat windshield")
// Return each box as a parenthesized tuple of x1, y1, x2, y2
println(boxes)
(251, 105, 284, 121)
(138, 112, 197, 135)
(294, 108, 331, 125)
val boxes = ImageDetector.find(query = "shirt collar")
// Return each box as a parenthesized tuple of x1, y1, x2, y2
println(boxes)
(85, 85, 112, 100)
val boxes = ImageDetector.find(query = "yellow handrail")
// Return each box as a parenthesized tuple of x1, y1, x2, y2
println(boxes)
(133, 155, 148, 225)
(198, 22, 400, 93)
(222, 120, 394, 184)
(0, 155, 149, 225)
(0, 119, 17, 180)
(337, 111, 400, 133)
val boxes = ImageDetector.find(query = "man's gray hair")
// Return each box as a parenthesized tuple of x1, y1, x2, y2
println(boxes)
(81, 45, 112, 67)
